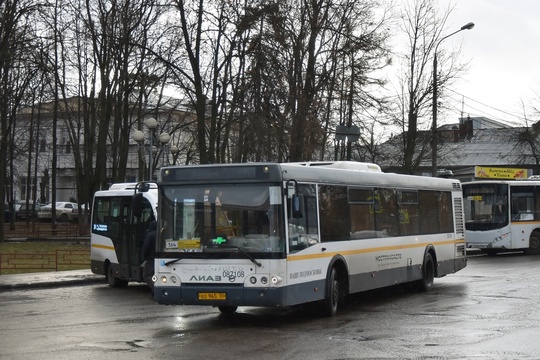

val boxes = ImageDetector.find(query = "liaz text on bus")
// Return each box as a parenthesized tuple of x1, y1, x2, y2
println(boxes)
(152, 162, 467, 316)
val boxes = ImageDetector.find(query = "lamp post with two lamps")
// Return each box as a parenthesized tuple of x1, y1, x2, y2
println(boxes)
(132, 118, 170, 180)
(432, 21, 474, 177)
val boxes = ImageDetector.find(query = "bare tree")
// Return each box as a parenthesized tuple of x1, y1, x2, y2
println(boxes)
(0, 0, 42, 240)
(515, 100, 540, 167)
(233, 0, 391, 162)
(392, 0, 469, 174)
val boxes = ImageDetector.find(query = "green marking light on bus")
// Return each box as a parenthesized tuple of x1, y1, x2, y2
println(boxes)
(212, 237, 226, 245)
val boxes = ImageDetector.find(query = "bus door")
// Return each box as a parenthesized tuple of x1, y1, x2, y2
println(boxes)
(129, 196, 155, 282)
(114, 198, 132, 279)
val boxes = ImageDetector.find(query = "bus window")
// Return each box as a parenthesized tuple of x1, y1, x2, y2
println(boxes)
(463, 183, 509, 230)
(92, 197, 122, 241)
(349, 188, 378, 239)
(438, 191, 454, 233)
(108, 198, 122, 241)
(92, 198, 110, 233)
(160, 184, 283, 253)
(319, 185, 349, 242)
(511, 186, 536, 221)
(375, 188, 399, 237)
(288, 184, 319, 251)
(398, 190, 420, 236)
(419, 191, 440, 234)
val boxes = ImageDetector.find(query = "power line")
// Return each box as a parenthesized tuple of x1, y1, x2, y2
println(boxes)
(446, 88, 529, 123)
(445, 95, 522, 126)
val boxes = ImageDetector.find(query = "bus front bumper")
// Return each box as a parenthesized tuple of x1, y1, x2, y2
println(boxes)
(154, 284, 287, 308)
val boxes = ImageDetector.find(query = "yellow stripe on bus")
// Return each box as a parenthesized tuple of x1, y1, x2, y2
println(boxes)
(287, 238, 464, 262)
(91, 244, 115, 251)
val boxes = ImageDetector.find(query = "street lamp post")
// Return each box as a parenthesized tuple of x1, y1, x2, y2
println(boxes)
(158, 132, 171, 167)
(132, 118, 170, 180)
(144, 118, 158, 180)
(432, 22, 474, 177)
(169, 145, 179, 165)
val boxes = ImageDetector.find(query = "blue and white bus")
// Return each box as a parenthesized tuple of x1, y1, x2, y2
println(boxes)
(150, 162, 466, 315)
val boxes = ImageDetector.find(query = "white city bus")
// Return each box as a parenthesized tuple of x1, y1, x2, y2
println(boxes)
(149, 162, 466, 316)
(463, 179, 540, 255)
(90, 182, 158, 287)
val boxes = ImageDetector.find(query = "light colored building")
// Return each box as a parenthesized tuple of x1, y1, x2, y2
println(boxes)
(11, 96, 195, 205)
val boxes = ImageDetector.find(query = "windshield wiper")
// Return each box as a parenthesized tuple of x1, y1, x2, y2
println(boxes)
(217, 245, 262, 267)
(164, 245, 262, 267)
(165, 258, 182, 266)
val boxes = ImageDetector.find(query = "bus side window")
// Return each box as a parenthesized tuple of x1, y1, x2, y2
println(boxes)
(374, 188, 399, 237)
(349, 188, 377, 239)
(289, 184, 319, 251)
(92, 198, 110, 233)
(319, 185, 348, 242)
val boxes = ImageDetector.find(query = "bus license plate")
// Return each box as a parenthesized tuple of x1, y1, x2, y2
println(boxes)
(198, 292, 226, 300)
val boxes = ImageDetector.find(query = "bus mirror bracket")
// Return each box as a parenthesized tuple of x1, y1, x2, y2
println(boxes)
(132, 193, 143, 218)
(286, 179, 303, 219)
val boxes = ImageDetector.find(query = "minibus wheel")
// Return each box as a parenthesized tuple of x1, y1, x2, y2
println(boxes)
(524, 231, 540, 255)
(107, 263, 128, 288)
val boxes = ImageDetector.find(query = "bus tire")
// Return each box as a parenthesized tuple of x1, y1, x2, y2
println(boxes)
(107, 264, 128, 288)
(218, 306, 237, 314)
(524, 231, 540, 255)
(322, 267, 340, 317)
(416, 252, 435, 292)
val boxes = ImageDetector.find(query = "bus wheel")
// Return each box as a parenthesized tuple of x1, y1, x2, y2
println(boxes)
(218, 306, 237, 314)
(416, 252, 435, 292)
(106, 264, 128, 288)
(322, 267, 340, 317)
(524, 231, 540, 255)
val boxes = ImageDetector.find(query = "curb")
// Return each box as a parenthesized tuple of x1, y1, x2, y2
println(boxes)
(0, 270, 104, 291)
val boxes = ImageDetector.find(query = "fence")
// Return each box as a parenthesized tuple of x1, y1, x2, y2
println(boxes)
(3, 221, 89, 241)
(0, 249, 90, 274)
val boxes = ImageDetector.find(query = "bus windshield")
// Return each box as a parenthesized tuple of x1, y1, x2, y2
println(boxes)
(463, 183, 509, 230)
(159, 184, 284, 255)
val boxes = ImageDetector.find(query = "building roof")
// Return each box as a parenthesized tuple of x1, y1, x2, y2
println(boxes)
(376, 119, 538, 174)
(439, 128, 530, 167)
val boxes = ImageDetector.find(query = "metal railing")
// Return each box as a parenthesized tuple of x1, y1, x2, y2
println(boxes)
(3, 222, 89, 241)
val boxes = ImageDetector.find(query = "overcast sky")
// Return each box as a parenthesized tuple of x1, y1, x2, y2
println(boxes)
(435, 0, 540, 126)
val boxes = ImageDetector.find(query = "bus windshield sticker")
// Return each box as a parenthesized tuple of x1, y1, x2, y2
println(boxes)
(269, 186, 282, 205)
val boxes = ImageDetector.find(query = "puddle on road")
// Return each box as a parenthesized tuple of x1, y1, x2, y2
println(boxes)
(78, 339, 150, 351)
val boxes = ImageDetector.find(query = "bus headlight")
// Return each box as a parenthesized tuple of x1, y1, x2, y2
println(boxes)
(271, 276, 282, 285)
(161, 276, 168, 283)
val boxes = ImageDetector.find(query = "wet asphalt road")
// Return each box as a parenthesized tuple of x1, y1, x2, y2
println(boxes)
(1, 253, 539, 359)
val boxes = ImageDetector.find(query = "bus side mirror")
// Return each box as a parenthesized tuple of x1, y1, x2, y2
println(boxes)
(136, 182, 151, 192)
(132, 193, 143, 218)
(291, 194, 303, 219)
